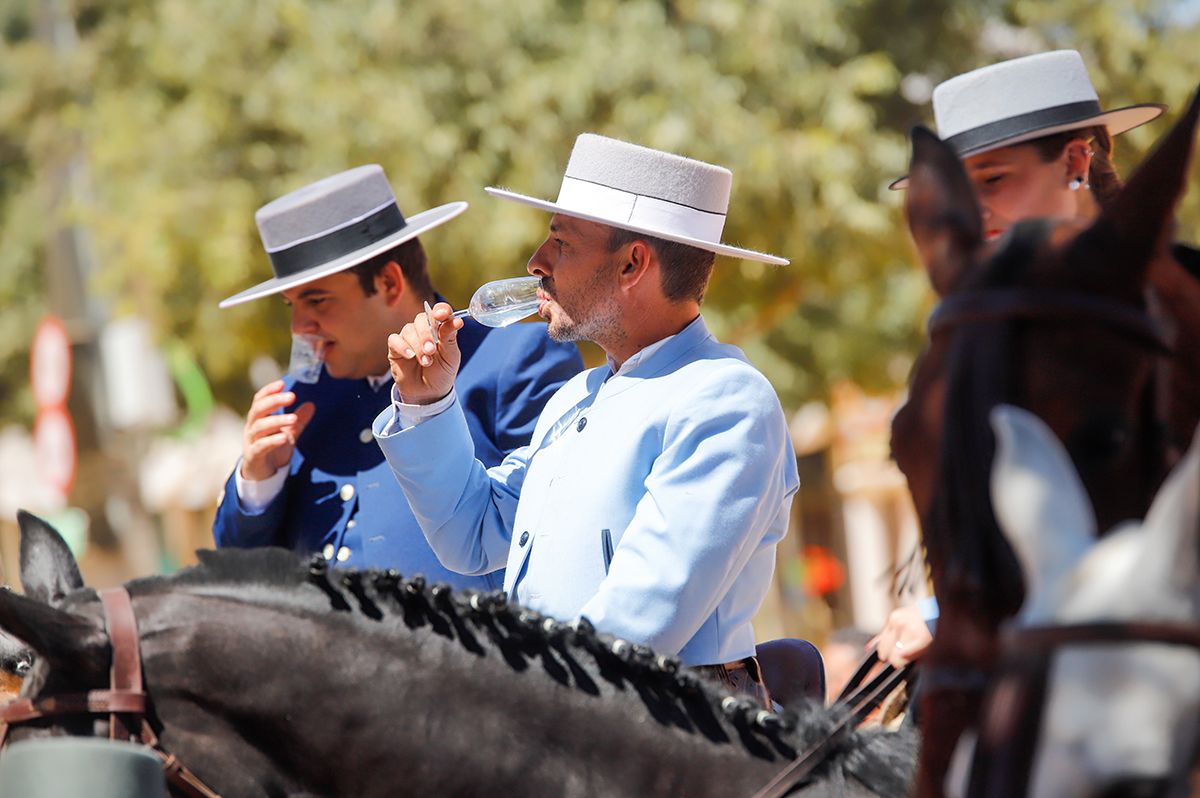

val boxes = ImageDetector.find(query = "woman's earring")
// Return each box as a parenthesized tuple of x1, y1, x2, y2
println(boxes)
(1068, 176, 1084, 191)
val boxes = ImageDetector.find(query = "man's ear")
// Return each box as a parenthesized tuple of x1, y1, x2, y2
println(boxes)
(377, 260, 407, 306)
(619, 239, 654, 289)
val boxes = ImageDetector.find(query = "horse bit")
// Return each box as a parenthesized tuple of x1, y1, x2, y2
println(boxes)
(0, 587, 222, 798)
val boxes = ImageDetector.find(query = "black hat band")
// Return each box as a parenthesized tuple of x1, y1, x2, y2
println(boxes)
(943, 100, 1103, 156)
(268, 203, 407, 278)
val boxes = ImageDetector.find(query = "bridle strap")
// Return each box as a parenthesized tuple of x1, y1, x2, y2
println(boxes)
(0, 587, 223, 798)
(1005, 621, 1200, 652)
(101, 587, 143, 741)
(929, 289, 1172, 355)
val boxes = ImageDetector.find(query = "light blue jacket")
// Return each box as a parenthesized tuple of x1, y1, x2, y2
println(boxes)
(373, 316, 799, 666)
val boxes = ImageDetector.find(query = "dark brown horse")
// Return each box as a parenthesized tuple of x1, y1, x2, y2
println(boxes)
(0, 511, 917, 798)
(891, 86, 1200, 797)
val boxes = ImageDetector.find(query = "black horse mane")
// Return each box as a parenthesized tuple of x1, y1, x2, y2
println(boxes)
(123, 546, 917, 796)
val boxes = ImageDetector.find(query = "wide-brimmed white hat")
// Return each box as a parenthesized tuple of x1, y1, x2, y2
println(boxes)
(890, 50, 1165, 189)
(485, 134, 788, 265)
(219, 165, 467, 308)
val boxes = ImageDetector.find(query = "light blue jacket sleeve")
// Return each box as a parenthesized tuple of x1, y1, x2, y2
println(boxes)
(372, 397, 526, 576)
(577, 369, 799, 655)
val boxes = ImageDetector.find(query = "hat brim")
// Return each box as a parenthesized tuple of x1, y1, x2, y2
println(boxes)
(888, 103, 1166, 190)
(219, 201, 469, 308)
(484, 187, 788, 265)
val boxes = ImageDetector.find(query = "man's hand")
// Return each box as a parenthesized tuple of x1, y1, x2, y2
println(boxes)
(387, 302, 463, 405)
(869, 605, 933, 668)
(239, 380, 316, 482)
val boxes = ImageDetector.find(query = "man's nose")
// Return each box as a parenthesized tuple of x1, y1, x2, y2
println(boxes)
(527, 240, 553, 278)
(290, 307, 318, 335)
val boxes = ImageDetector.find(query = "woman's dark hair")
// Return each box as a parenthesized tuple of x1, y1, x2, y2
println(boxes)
(1027, 125, 1123, 208)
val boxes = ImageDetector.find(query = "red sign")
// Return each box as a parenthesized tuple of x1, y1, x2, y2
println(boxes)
(31, 316, 72, 410)
(34, 407, 76, 496)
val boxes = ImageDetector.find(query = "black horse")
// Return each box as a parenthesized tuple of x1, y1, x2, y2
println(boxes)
(0, 512, 916, 798)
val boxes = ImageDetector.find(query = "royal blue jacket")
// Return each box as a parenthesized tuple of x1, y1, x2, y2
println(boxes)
(213, 319, 583, 590)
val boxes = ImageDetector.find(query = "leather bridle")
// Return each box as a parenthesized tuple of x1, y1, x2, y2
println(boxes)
(968, 621, 1200, 797)
(0, 587, 221, 798)
(927, 288, 1171, 355)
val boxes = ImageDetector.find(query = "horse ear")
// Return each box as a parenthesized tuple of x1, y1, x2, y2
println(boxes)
(18, 509, 85, 604)
(1100, 85, 1200, 279)
(0, 588, 106, 675)
(989, 405, 1097, 625)
(904, 126, 983, 295)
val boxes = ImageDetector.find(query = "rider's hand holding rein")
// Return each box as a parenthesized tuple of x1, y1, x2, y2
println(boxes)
(388, 301, 463, 405)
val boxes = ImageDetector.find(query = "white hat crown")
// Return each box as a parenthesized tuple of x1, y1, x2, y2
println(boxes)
(255, 165, 398, 254)
(934, 50, 1100, 143)
(486, 134, 786, 265)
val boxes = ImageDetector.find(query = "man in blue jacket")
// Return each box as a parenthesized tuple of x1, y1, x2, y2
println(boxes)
(375, 135, 799, 704)
(213, 165, 583, 589)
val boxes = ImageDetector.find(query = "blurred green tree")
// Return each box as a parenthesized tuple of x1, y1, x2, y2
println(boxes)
(0, 0, 1195, 424)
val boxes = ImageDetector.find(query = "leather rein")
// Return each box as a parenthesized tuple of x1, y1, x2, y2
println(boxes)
(0, 587, 221, 798)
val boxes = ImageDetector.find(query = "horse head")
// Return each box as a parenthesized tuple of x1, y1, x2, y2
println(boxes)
(977, 405, 1200, 797)
(0, 511, 84, 703)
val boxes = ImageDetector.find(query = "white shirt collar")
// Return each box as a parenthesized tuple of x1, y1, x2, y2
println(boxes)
(605, 315, 701, 378)
(365, 371, 393, 391)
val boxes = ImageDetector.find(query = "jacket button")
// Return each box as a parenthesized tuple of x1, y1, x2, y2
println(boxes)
(346, 519, 357, 529)
(359, 428, 374, 444)
(322, 543, 335, 560)
(336, 546, 351, 562)
(340, 484, 356, 501)
(576, 417, 587, 432)
(519, 530, 530, 547)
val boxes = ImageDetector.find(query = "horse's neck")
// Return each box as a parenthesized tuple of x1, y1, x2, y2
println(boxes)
(141, 592, 786, 798)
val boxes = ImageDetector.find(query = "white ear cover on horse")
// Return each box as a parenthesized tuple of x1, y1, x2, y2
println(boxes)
(989, 405, 1096, 625)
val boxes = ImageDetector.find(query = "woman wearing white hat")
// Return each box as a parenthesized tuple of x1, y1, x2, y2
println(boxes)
(879, 50, 1200, 668)
(891, 49, 1165, 239)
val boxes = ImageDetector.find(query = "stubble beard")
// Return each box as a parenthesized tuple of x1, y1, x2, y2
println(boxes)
(544, 261, 626, 349)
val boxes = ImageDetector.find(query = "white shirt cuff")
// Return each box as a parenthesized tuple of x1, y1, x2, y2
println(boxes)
(389, 384, 457, 430)
(234, 459, 288, 514)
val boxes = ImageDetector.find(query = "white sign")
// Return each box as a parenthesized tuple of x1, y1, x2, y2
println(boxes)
(34, 407, 76, 497)
(31, 316, 72, 409)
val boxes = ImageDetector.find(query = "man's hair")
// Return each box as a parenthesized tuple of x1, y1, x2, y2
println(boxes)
(347, 238, 434, 300)
(606, 227, 716, 304)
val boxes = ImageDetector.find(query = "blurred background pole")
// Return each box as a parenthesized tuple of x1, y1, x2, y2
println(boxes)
(35, 0, 162, 577)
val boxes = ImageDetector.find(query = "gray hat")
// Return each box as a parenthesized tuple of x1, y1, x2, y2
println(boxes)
(220, 165, 467, 308)
(0, 738, 168, 798)
(486, 134, 788, 265)
(890, 50, 1164, 190)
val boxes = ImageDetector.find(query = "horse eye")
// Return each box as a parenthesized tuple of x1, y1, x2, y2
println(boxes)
(15, 657, 32, 676)
(1068, 417, 1130, 462)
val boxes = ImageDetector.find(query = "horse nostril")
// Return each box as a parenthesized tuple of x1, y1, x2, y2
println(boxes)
(1094, 776, 1170, 798)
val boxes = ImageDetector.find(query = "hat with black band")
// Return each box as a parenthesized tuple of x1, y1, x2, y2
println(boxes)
(889, 50, 1165, 190)
(220, 165, 466, 308)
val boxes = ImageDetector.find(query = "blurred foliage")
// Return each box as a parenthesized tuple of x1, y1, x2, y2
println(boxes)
(0, 0, 1197, 422)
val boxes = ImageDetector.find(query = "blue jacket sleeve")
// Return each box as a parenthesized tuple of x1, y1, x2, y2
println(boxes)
(212, 470, 288, 549)
(373, 398, 526, 576)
